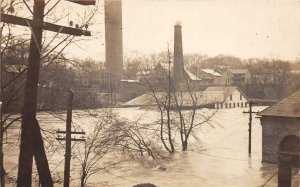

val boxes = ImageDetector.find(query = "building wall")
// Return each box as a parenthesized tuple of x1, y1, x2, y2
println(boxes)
(222, 71, 234, 85)
(221, 70, 251, 86)
(119, 81, 147, 102)
(214, 76, 223, 85)
(260, 117, 300, 164)
(215, 89, 249, 109)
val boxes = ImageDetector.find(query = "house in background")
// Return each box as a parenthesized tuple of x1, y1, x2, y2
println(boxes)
(205, 86, 249, 109)
(222, 69, 251, 86)
(152, 62, 200, 81)
(123, 86, 249, 109)
(197, 69, 222, 85)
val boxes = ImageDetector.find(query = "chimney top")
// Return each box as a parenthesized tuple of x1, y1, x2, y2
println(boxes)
(175, 21, 182, 27)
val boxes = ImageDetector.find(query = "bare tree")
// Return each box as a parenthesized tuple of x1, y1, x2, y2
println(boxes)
(1, 0, 98, 186)
(72, 109, 121, 187)
(73, 108, 167, 187)
(139, 49, 218, 152)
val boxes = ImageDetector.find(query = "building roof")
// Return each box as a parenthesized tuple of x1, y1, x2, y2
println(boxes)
(258, 89, 300, 118)
(185, 69, 201, 80)
(123, 91, 224, 107)
(158, 63, 173, 71)
(120, 79, 139, 83)
(205, 86, 236, 92)
(123, 86, 249, 107)
(201, 69, 222, 77)
(157, 63, 201, 81)
(227, 69, 249, 74)
(205, 86, 249, 101)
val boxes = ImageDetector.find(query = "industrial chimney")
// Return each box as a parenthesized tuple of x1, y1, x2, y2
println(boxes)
(104, 0, 123, 90)
(173, 23, 185, 85)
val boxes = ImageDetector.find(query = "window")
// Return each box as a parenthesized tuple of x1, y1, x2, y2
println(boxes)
(240, 94, 242, 100)
(221, 104, 223, 109)
(229, 103, 231, 108)
(245, 102, 248, 107)
(237, 103, 239, 107)
(233, 103, 235, 108)
(241, 103, 244, 107)
(225, 103, 228, 108)
(230, 95, 232, 101)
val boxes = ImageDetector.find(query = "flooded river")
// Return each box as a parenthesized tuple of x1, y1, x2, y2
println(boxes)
(3, 107, 300, 186)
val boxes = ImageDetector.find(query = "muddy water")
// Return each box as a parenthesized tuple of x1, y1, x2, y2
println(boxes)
(4, 107, 300, 187)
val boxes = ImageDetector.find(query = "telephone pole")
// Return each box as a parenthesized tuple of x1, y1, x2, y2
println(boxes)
(1, 1, 94, 186)
(243, 101, 258, 155)
(56, 90, 85, 187)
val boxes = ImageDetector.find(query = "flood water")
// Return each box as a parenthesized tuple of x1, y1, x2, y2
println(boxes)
(4, 107, 300, 187)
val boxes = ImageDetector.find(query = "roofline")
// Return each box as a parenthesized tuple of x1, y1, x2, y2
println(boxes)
(257, 89, 300, 117)
(259, 114, 300, 118)
(206, 86, 249, 101)
(235, 87, 249, 101)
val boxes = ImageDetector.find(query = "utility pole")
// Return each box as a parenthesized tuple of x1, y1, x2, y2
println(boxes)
(1, 1, 94, 186)
(56, 90, 85, 187)
(64, 89, 74, 187)
(0, 101, 3, 187)
(278, 152, 293, 187)
(0, 26, 4, 185)
(243, 101, 258, 155)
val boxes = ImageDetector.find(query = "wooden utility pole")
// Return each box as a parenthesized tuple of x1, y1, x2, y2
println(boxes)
(0, 1, 94, 186)
(243, 101, 258, 155)
(16, 1, 51, 186)
(0, 29, 4, 185)
(56, 90, 85, 187)
(64, 90, 73, 187)
(278, 155, 292, 187)
(0, 102, 3, 187)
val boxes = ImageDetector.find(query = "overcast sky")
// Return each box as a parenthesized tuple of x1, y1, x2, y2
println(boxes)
(63, 0, 300, 61)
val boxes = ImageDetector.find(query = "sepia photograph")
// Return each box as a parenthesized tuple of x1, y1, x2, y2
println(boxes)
(0, 0, 300, 186)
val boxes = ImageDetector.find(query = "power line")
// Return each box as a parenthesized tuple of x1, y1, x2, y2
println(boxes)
(104, 170, 141, 184)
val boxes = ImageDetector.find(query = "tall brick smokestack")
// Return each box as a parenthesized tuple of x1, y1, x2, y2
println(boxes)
(104, 0, 123, 89)
(173, 24, 184, 84)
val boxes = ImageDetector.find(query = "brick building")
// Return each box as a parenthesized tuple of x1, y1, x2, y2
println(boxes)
(259, 89, 300, 165)
(222, 69, 251, 86)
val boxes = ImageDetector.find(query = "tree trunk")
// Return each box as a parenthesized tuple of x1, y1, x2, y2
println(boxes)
(80, 170, 87, 187)
(182, 140, 188, 151)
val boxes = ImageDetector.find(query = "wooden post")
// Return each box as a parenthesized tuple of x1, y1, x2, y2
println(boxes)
(64, 89, 74, 187)
(248, 101, 252, 154)
(1, 1, 93, 186)
(0, 101, 4, 187)
(243, 101, 258, 155)
(278, 159, 292, 187)
(56, 90, 85, 186)
(17, 1, 54, 186)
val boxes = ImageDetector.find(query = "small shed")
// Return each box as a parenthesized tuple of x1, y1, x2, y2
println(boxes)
(258, 89, 300, 165)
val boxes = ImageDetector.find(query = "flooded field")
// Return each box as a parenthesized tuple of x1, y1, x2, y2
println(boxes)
(3, 106, 300, 186)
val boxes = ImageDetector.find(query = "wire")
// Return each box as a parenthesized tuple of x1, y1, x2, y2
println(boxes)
(23, 0, 33, 15)
(261, 171, 277, 187)
(104, 170, 141, 184)
(190, 150, 261, 163)
(44, 0, 60, 17)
